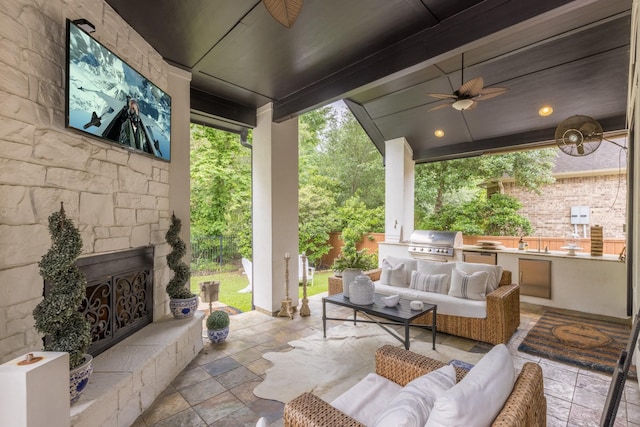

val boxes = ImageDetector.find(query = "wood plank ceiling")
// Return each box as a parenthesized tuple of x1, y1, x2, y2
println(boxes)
(106, 0, 631, 162)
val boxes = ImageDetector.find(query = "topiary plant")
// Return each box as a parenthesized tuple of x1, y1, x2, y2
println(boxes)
(32, 203, 92, 369)
(165, 212, 195, 299)
(206, 310, 230, 330)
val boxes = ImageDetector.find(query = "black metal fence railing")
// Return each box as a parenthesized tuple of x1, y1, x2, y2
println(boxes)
(191, 235, 242, 271)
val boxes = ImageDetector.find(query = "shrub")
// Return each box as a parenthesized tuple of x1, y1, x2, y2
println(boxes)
(206, 310, 230, 330)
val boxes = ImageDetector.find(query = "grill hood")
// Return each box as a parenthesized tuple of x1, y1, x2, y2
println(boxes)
(409, 230, 463, 248)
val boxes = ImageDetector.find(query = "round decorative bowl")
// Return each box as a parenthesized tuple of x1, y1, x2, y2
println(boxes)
(382, 295, 400, 307)
(208, 326, 229, 344)
(170, 295, 198, 319)
(70, 354, 93, 404)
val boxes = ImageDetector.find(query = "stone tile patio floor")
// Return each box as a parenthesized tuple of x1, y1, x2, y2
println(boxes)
(132, 294, 640, 427)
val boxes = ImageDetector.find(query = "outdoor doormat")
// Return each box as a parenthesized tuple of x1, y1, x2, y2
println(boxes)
(204, 305, 243, 316)
(518, 309, 636, 378)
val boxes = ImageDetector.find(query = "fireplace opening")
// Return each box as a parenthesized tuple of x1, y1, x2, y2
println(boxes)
(44, 246, 154, 357)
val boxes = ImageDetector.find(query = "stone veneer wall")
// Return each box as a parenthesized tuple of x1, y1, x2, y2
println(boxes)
(503, 172, 627, 239)
(0, 0, 178, 363)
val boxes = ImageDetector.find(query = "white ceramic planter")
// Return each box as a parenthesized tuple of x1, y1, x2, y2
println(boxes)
(341, 268, 362, 298)
(169, 295, 198, 319)
(70, 354, 93, 403)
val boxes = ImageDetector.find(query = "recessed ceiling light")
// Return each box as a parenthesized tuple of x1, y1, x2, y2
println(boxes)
(538, 106, 553, 116)
(434, 129, 445, 137)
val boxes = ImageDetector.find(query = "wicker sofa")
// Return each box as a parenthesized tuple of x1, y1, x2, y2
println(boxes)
(284, 344, 546, 427)
(327, 268, 520, 345)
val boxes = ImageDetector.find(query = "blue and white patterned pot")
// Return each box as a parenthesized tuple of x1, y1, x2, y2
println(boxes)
(70, 354, 93, 404)
(208, 326, 229, 344)
(170, 295, 198, 319)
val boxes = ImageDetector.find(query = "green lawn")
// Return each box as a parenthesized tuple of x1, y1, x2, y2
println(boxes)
(190, 269, 331, 313)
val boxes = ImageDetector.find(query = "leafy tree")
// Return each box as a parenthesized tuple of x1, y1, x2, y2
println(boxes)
(317, 112, 385, 208)
(415, 148, 556, 234)
(190, 124, 252, 257)
(298, 184, 339, 266)
(422, 193, 532, 236)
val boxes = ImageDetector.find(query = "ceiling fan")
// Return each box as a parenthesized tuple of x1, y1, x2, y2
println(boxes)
(263, 0, 303, 28)
(427, 54, 508, 111)
(555, 115, 627, 157)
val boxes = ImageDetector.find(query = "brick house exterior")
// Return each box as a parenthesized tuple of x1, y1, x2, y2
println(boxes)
(501, 140, 627, 240)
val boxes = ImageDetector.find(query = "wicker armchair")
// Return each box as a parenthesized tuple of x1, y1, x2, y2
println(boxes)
(284, 345, 546, 427)
(328, 269, 520, 345)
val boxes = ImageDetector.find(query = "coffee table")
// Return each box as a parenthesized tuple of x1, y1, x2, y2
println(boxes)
(322, 293, 437, 350)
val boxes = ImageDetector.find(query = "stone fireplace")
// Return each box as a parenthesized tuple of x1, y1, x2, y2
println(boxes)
(44, 247, 156, 357)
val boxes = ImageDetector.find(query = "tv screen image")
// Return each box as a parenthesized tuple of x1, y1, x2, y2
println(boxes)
(65, 19, 171, 161)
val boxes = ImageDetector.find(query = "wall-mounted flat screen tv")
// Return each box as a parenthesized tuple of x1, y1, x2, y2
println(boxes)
(65, 19, 171, 161)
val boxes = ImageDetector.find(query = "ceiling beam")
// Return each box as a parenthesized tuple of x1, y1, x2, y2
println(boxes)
(272, 0, 582, 122)
(190, 88, 257, 128)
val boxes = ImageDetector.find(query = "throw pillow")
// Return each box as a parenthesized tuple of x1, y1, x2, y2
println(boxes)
(456, 261, 503, 293)
(426, 344, 515, 427)
(381, 259, 408, 287)
(409, 270, 450, 294)
(448, 269, 488, 300)
(374, 364, 456, 427)
(385, 256, 418, 285)
(417, 260, 455, 277)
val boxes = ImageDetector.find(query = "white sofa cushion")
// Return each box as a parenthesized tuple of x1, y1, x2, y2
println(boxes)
(448, 269, 488, 301)
(331, 372, 402, 426)
(374, 282, 487, 318)
(456, 261, 503, 292)
(385, 256, 418, 285)
(417, 260, 456, 277)
(381, 259, 408, 287)
(373, 365, 456, 427)
(426, 344, 516, 427)
(409, 270, 449, 294)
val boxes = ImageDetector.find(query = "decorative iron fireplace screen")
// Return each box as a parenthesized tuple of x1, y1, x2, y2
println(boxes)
(45, 246, 154, 357)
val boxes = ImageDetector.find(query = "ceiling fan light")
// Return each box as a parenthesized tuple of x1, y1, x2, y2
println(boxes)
(452, 99, 474, 111)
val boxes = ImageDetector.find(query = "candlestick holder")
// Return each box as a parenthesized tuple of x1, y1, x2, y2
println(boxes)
(299, 253, 311, 317)
(278, 253, 294, 319)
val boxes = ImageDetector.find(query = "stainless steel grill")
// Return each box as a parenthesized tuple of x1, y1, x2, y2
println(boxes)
(407, 230, 463, 261)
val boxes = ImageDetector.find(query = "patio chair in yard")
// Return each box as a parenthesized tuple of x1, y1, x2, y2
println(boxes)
(239, 257, 252, 293)
(299, 254, 315, 285)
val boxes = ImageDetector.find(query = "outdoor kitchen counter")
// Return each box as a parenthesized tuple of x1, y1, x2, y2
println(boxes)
(462, 245, 623, 262)
(378, 242, 628, 319)
(463, 245, 627, 319)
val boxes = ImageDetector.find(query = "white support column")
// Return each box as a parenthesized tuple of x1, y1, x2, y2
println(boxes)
(165, 64, 192, 319)
(167, 64, 192, 254)
(384, 138, 414, 243)
(252, 103, 299, 314)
